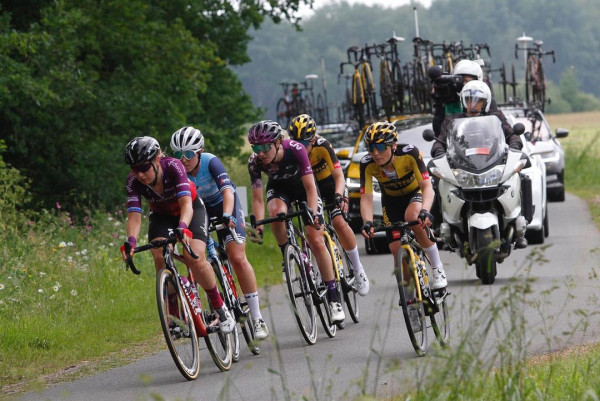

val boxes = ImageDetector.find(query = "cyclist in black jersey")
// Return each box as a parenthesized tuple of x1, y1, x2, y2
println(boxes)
(121, 136, 235, 333)
(359, 122, 448, 290)
(289, 114, 369, 296)
(248, 120, 345, 323)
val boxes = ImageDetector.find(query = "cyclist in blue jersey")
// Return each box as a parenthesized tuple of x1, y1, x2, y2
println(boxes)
(121, 136, 235, 334)
(170, 127, 269, 340)
(247, 120, 345, 323)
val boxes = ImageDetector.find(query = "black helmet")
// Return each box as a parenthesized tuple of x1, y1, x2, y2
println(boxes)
(125, 136, 160, 166)
(288, 114, 317, 141)
(363, 122, 397, 145)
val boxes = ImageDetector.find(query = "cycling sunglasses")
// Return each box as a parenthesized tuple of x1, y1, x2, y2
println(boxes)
(131, 163, 153, 173)
(368, 143, 389, 152)
(173, 150, 197, 160)
(251, 143, 273, 153)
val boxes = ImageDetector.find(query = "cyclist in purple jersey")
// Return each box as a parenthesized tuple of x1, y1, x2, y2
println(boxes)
(247, 120, 345, 323)
(170, 126, 269, 340)
(121, 136, 235, 333)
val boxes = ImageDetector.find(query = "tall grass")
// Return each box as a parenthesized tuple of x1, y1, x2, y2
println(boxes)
(1, 113, 599, 399)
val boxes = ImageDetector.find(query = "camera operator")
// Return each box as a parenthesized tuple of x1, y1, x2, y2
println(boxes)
(430, 59, 501, 138)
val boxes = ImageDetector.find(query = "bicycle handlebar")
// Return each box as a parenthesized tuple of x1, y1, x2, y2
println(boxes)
(250, 201, 314, 230)
(373, 220, 420, 233)
(124, 231, 199, 275)
(208, 219, 244, 245)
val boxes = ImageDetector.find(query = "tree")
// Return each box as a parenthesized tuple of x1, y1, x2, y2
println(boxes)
(0, 0, 312, 211)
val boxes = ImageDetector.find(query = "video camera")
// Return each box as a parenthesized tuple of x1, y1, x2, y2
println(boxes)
(432, 74, 464, 103)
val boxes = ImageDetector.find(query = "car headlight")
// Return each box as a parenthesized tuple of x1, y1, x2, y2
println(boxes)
(453, 166, 505, 188)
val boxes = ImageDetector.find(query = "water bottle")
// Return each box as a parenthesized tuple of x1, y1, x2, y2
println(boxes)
(207, 237, 219, 262)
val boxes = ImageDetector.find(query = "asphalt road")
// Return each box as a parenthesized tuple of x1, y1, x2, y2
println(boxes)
(17, 193, 600, 401)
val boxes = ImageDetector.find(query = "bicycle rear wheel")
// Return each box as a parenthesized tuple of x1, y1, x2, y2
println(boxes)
(284, 244, 318, 345)
(335, 236, 359, 323)
(239, 308, 261, 356)
(156, 268, 200, 380)
(395, 248, 427, 356)
(210, 259, 241, 363)
(309, 262, 337, 338)
(199, 277, 234, 371)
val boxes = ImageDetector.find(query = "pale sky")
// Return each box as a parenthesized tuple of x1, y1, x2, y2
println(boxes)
(299, 0, 433, 16)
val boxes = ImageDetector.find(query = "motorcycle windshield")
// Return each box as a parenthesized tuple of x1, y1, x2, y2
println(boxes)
(447, 116, 506, 171)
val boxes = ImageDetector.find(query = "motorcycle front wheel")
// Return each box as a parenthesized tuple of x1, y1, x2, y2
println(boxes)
(474, 227, 497, 285)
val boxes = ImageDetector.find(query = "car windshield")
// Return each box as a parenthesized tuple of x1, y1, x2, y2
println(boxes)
(318, 125, 357, 148)
(447, 116, 506, 171)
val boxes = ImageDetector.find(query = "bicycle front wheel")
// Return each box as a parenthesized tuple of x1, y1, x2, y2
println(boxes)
(284, 244, 318, 345)
(335, 236, 359, 323)
(310, 249, 338, 337)
(430, 289, 450, 346)
(395, 248, 427, 356)
(239, 309, 261, 356)
(156, 268, 200, 380)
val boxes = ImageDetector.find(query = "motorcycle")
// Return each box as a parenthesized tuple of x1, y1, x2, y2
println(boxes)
(424, 116, 528, 284)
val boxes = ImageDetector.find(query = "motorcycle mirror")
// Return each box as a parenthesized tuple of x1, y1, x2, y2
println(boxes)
(513, 123, 525, 136)
(423, 129, 436, 142)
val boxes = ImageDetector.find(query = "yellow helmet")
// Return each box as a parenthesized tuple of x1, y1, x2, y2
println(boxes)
(363, 121, 397, 145)
(288, 114, 317, 141)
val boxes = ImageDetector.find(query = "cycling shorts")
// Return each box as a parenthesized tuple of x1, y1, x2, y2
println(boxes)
(266, 179, 324, 226)
(382, 189, 422, 243)
(148, 197, 208, 244)
(205, 192, 247, 245)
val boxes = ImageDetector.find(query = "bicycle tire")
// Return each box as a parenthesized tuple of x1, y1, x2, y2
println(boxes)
(395, 248, 427, 357)
(308, 255, 337, 338)
(156, 268, 200, 380)
(417, 252, 450, 346)
(335, 235, 359, 323)
(391, 60, 405, 114)
(276, 98, 289, 128)
(352, 71, 366, 128)
(284, 244, 318, 345)
(362, 62, 378, 120)
(200, 277, 234, 371)
(209, 259, 241, 363)
(380, 60, 394, 121)
(240, 310, 261, 356)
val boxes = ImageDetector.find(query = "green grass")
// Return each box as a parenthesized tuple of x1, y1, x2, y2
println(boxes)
(1, 113, 599, 399)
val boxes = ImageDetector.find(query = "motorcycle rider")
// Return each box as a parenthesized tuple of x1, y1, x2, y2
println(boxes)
(431, 80, 528, 249)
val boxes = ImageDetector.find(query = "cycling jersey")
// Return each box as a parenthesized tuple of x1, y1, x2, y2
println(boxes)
(126, 157, 197, 216)
(248, 139, 313, 189)
(188, 153, 235, 208)
(359, 144, 430, 198)
(307, 137, 341, 183)
(188, 152, 246, 244)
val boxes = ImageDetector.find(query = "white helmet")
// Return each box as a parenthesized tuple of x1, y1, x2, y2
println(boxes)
(453, 59, 483, 81)
(170, 126, 204, 153)
(461, 80, 492, 113)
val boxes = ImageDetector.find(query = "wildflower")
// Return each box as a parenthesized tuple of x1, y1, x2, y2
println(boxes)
(70, 289, 77, 296)
(81, 249, 88, 255)
(56, 202, 61, 210)
(38, 289, 44, 293)
(108, 216, 114, 221)
(67, 242, 74, 247)
(0, 284, 4, 290)
(109, 242, 114, 247)
(58, 242, 67, 248)
(53, 285, 60, 292)
(39, 272, 47, 277)
(49, 294, 56, 300)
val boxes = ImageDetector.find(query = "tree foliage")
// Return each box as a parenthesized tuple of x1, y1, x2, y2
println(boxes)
(0, 0, 311, 211)
(236, 0, 600, 120)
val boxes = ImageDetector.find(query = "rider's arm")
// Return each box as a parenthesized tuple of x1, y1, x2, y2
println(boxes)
(418, 178, 435, 212)
(126, 211, 142, 244)
(177, 195, 193, 229)
(251, 186, 265, 231)
(207, 156, 236, 215)
(360, 193, 374, 223)
(359, 155, 375, 228)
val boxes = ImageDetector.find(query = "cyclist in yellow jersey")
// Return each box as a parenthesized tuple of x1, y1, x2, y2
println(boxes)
(289, 115, 369, 296)
(359, 122, 447, 290)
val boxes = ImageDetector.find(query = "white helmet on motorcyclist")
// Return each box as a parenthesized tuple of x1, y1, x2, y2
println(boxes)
(453, 59, 483, 81)
(461, 80, 492, 114)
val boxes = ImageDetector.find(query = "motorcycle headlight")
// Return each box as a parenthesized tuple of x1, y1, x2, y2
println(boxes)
(453, 166, 505, 188)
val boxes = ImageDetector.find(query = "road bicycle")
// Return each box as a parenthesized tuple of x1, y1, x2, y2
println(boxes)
(124, 230, 233, 380)
(336, 72, 354, 124)
(276, 81, 307, 128)
(410, 37, 435, 113)
(323, 204, 359, 325)
(342, 45, 378, 129)
(251, 201, 337, 345)
(207, 219, 261, 362)
(516, 40, 555, 111)
(372, 221, 450, 356)
(304, 74, 327, 125)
